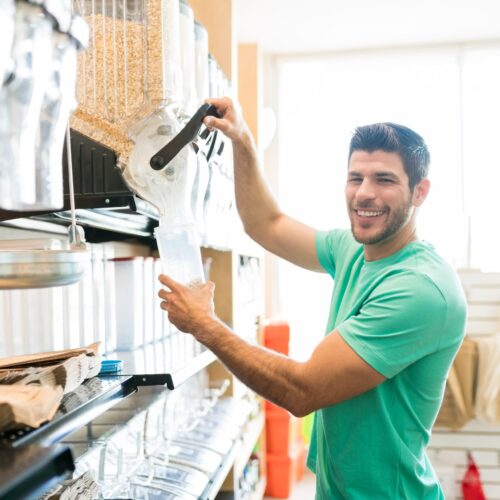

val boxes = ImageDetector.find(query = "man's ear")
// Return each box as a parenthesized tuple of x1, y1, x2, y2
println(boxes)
(412, 178, 430, 207)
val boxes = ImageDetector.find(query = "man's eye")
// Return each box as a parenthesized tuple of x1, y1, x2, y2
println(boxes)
(379, 178, 394, 183)
(348, 178, 362, 183)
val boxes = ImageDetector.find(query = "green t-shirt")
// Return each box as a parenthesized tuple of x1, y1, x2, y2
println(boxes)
(307, 229, 467, 499)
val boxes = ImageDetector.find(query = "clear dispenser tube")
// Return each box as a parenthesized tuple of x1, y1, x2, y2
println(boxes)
(194, 21, 209, 104)
(0, 0, 15, 89)
(0, 2, 53, 209)
(163, 0, 183, 104)
(33, 30, 78, 209)
(178, 0, 197, 115)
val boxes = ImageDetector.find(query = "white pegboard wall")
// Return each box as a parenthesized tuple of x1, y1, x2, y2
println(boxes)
(429, 269, 500, 499)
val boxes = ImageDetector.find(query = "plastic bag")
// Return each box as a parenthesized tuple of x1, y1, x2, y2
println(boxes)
(475, 333, 500, 423)
(435, 338, 478, 430)
(461, 452, 486, 500)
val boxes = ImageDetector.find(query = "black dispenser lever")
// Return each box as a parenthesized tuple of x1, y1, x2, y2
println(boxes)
(150, 104, 221, 171)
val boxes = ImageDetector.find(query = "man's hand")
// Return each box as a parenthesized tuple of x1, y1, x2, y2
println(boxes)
(204, 97, 253, 144)
(158, 274, 217, 338)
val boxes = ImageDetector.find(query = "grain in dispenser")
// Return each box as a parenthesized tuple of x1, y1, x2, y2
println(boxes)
(71, 0, 184, 166)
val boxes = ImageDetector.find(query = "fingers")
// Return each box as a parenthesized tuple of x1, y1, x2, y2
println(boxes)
(158, 288, 173, 301)
(205, 96, 233, 112)
(158, 274, 182, 292)
(203, 116, 232, 136)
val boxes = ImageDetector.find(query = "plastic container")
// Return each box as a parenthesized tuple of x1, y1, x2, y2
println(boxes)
(153, 258, 165, 341)
(0, 2, 53, 209)
(191, 154, 210, 237)
(143, 256, 154, 345)
(265, 405, 302, 455)
(0, 0, 15, 89)
(162, 0, 183, 104)
(113, 257, 145, 350)
(136, 463, 209, 499)
(91, 245, 106, 347)
(103, 246, 117, 353)
(194, 22, 209, 103)
(126, 105, 196, 218)
(62, 281, 81, 349)
(154, 222, 204, 288)
(71, 0, 184, 165)
(264, 321, 290, 355)
(265, 445, 307, 499)
(78, 256, 95, 347)
(179, 0, 197, 116)
(208, 54, 218, 98)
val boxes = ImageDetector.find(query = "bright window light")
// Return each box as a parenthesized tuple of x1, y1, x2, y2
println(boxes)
(275, 44, 500, 358)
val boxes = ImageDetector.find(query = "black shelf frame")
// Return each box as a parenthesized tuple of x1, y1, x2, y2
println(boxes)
(0, 348, 218, 499)
(0, 445, 74, 500)
(0, 375, 138, 449)
(107, 347, 217, 390)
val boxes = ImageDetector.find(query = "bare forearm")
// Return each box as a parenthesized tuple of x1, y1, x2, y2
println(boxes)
(196, 317, 307, 416)
(233, 132, 282, 241)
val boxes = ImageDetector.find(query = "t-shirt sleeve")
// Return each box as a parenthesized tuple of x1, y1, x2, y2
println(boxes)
(336, 271, 448, 379)
(316, 230, 351, 278)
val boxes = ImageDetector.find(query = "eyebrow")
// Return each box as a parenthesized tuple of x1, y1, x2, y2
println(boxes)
(348, 171, 400, 180)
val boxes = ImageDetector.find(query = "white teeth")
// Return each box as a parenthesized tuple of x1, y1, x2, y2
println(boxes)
(357, 210, 383, 217)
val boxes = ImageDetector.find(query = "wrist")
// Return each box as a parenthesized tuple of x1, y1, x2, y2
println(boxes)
(234, 126, 256, 152)
(192, 315, 225, 347)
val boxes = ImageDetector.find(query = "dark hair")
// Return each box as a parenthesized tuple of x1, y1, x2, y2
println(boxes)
(348, 123, 430, 190)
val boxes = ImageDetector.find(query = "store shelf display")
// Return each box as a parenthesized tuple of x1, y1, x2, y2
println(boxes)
(0, 0, 267, 497)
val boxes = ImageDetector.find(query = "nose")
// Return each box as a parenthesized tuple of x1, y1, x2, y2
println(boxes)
(355, 178, 376, 204)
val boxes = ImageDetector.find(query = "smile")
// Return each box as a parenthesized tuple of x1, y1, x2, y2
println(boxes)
(355, 209, 385, 217)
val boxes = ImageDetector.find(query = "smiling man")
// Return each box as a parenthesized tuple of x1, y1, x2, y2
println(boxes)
(158, 99, 467, 499)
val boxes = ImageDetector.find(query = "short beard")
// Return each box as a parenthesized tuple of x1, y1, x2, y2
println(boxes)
(351, 201, 413, 245)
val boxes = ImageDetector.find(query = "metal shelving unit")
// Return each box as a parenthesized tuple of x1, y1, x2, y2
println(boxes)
(0, 349, 221, 499)
(0, 376, 138, 448)
(0, 445, 74, 500)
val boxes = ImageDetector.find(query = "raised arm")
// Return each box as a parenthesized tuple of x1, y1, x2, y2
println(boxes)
(205, 97, 323, 272)
(158, 274, 386, 417)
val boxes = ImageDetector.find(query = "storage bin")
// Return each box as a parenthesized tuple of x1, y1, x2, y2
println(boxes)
(264, 321, 290, 355)
(143, 256, 155, 345)
(265, 405, 302, 455)
(265, 445, 306, 499)
(113, 256, 145, 350)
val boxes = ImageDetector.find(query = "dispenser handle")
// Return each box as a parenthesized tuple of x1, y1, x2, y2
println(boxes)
(150, 104, 221, 171)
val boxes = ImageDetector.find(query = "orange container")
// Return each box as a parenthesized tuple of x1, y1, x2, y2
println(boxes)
(266, 406, 302, 455)
(264, 321, 290, 355)
(265, 444, 307, 498)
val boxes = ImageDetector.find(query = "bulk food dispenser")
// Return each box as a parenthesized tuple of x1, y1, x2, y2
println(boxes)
(71, 0, 218, 286)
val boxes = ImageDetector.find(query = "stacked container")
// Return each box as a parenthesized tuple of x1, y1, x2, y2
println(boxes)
(263, 321, 307, 498)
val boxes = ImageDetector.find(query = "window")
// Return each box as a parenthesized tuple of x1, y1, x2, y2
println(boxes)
(274, 44, 500, 357)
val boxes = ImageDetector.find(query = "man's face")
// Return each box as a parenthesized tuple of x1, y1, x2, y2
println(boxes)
(345, 150, 415, 245)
